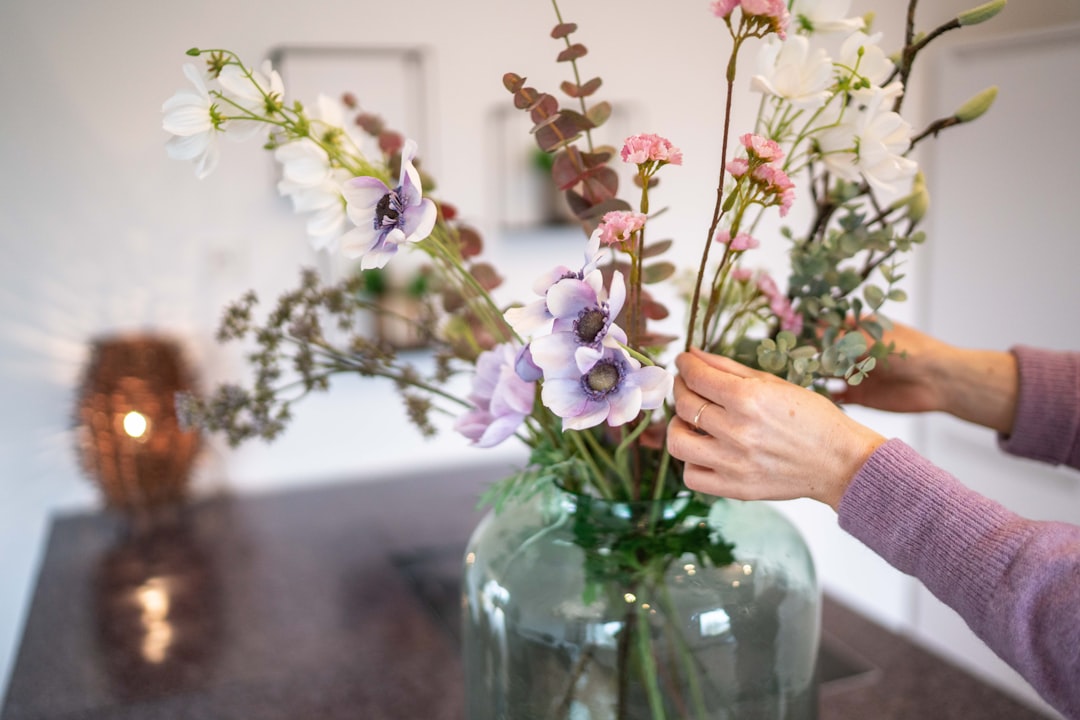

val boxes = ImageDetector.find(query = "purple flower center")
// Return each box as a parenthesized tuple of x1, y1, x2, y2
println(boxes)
(374, 188, 403, 230)
(574, 307, 607, 346)
(581, 357, 624, 399)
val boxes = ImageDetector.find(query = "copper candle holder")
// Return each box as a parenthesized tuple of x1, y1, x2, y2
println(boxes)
(74, 335, 201, 520)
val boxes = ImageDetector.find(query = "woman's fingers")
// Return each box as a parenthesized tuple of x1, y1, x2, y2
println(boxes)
(686, 347, 757, 377)
(672, 375, 725, 436)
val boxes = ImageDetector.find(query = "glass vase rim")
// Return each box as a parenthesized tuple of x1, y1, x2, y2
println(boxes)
(551, 479, 700, 515)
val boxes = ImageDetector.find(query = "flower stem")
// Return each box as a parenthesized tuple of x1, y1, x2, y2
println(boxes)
(568, 430, 615, 499)
(635, 603, 668, 720)
(687, 41, 741, 351)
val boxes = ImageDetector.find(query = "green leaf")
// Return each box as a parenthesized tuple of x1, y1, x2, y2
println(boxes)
(585, 101, 612, 128)
(642, 261, 676, 284)
(837, 331, 868, 358)
(887, 288, 908, 302)
(860, 319, 884, 341)
(864, 284, 885, 310)
(820, 346, 841, 374)
(641, 239, 673, 258)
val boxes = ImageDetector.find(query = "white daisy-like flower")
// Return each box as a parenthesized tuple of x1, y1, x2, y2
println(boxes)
(838, 31, 893, 87)
(162, 63, 223, 180)
(273, 96, 359, 250)
(817, 86, 917, 195)
(217, 60, 285, 141)
(275, 141, 350, 250)
(751, 36, 834, 110)
(790, 0, 865, 34)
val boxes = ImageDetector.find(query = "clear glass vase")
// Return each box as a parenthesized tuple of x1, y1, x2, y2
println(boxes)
(462, 483, 820, 719)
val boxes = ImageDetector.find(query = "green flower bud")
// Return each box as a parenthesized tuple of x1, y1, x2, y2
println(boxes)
(889, 172, 929, 225)
(861, 11, 875, 32)
(955, 86, 998, 122)
(186, 47, 201, 56)
(958, 0, 1007, 27)
(907, 172, 929, 224)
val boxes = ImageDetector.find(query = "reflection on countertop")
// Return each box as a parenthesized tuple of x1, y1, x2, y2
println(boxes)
(1, 466, 1056, 719)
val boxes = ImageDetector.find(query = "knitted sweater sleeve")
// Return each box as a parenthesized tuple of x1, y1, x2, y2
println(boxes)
(998, 346, 1080, 469)
(837, 347, 1080, 719)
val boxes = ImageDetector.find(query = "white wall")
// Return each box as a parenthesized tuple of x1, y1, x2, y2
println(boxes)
(1, 0, 1077, 710)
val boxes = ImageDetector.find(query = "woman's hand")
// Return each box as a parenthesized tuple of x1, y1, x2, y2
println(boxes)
(837, 323, 1019, 435)
(833, 323, 954, 414)
(667, 348, 885, 511)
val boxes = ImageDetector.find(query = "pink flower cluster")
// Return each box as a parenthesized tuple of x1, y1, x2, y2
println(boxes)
(726, 133, 796, 217)
(757, 274, 803, 334)
(710, 0, 790, 39)
(597, 210, 647, 247)
(620, 133, 683, 166)
(714, 229, 760, 251)
(741, 133, 783, 162)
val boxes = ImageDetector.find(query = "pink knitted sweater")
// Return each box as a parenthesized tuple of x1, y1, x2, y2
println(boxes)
(839, 346, 1080, 719)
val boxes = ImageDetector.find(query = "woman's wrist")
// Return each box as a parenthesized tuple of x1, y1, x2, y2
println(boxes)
(937, 347, 1019, 434)
(823, 421, 887, 511)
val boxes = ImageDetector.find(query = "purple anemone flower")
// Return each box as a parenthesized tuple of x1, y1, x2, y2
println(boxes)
(530, 270, 628, 375)
(540, 346, 673, 431)
(340, 139, 437, 269)
(455, 342, 535, 448)
(503, 230, 605, 338)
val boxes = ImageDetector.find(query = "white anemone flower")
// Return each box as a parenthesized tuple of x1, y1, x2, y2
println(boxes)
(790, 0, 865, 34)
(277, 157, 350, 251)
(162, 63, 222, 180)
(817, 86, 917, 195)
(275, 138, 349, 250)
(217, 60, 285, 141)
(273, 95, 359, 251)
(839, 31, 894, 87)
(751, 36, 834, 110)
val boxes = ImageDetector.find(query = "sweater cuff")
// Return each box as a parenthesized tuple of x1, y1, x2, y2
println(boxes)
(838, 439, 1029, 627)
(998, 346, 1080, 468)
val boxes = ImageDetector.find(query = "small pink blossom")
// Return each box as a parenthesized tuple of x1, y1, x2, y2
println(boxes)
(731, 267, 754, 282)
(597, 210, 647, 247)
(621, 133, 683, 166)
(756, 274, 803, 334)
(711, 0, 789, 38)
(726, 157, 749, 178)
(753, 163, 794, 191)
(740, 0, 790, 38)
(741, 133, 784, 163)
(778, 187, 795, 216)
(710, 0, 740, 18)
(753, 163, 796, 217)
(714, 229, 760, 251)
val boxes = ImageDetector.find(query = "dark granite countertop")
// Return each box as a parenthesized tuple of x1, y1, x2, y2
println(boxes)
(1, 465, 1053, 719)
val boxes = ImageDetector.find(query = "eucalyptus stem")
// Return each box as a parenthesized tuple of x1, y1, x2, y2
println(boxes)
(635, 604, 668, 720)
(659, 584, 709, 720)
(568, 430, 615, 499)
